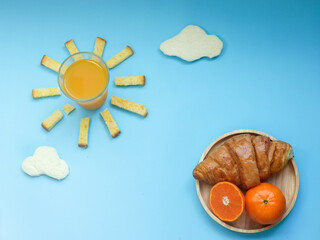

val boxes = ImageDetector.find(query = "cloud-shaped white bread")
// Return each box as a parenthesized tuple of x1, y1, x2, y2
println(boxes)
(22, 146, 69, 180)
(160, 25, 223, 62)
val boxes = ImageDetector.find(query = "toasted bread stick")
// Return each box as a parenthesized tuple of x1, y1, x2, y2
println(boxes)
(78, 117, 90, 148)
(41, 109, 63, 131)
(65, 39, 81, 61)
(111, 95, 147, 117)
(63, 103, 75, 115)
(32, 87, 61, 99)
(106, 46, 133, 69)
(115, 76, 145, 86)
(40, 55, 61, 72)
(40, 55, 67, 73)
(94, 37, 106, 57)
(100, 108, 120, 138)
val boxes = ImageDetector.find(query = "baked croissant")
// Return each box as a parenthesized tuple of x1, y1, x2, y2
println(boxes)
(193, 134, 293, 189)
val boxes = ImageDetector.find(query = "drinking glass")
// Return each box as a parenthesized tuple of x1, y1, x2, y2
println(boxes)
(58, 52, 109, 110)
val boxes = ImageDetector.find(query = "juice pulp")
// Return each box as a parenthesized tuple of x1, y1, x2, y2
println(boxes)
(63, 59, 108, 101)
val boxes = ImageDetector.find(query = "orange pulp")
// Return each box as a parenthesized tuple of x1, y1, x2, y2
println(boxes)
(209, 181, 245, 222)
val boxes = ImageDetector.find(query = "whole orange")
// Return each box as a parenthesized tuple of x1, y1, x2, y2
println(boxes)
(245, 183, 286, 225)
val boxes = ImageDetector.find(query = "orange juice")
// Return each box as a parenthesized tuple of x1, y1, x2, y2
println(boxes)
(63, 59, 108, 102)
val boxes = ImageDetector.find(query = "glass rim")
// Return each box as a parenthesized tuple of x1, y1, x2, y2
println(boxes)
(57, 51, 109, 103)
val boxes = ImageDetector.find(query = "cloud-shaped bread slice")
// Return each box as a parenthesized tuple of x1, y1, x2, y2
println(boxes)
(160, 25, 223, 62)
(22, 146, 69, 180)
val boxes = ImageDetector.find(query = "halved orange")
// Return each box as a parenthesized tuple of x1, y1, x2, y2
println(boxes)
(209, 181, 245, 222)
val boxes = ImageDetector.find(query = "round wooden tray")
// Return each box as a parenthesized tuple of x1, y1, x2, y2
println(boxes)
(196, 129, 299, 233)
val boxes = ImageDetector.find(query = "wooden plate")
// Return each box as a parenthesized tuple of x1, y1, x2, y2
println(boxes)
(196, 129, 299, 233)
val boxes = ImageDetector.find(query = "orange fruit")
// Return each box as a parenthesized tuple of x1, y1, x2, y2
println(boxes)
(209, 182, 245, 222)
(245, 183, 286, 225)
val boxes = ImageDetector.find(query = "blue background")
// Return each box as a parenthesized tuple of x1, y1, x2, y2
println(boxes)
(0, 0, 319, 239)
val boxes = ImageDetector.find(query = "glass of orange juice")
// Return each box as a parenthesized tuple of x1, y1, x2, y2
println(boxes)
(58, 52, 109, 110)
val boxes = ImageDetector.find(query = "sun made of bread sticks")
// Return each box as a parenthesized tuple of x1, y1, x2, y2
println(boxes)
(39, 38, 147, 147)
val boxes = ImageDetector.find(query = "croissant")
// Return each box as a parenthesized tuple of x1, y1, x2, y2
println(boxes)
(193, 134, 293, 190)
